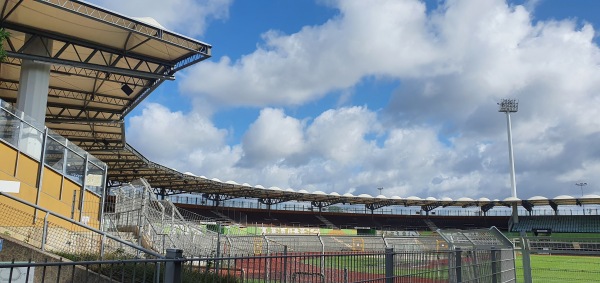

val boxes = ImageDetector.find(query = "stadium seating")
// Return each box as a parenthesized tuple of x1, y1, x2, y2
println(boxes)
(511, 215, 600, 233)
(175, 203, 510, 231)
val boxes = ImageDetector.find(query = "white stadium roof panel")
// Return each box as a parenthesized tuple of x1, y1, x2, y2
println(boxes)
(503, 197, 521, 202)
(554, 195, 575, 199)
(528, 196, 548, 201)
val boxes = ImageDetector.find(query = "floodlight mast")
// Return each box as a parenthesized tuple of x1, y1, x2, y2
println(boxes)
(498, 99, 519, 224)
(576, 182, 587, 215)
(498, 99, 519, 199)
(575, 182, 587, 197)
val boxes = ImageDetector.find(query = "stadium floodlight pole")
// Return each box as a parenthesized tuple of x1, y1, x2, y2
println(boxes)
(498, 99, 519, 223)
(575, 182, 587, 197)
(576, 182, 587, 215)
(498, 99, 519, 198)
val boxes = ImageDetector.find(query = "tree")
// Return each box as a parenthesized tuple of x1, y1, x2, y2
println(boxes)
(0, 28, 9, 61)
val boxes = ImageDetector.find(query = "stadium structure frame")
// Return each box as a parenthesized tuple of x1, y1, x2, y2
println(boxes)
(1, 0, 599, 216)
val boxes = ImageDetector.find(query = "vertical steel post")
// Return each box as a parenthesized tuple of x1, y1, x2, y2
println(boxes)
(70, 190, 77, 219)
(164, 248, 183, 283)
(318, 234, 325, 278)
(79, 153, 89, 222)
(521, 236, 533, 283)
(33, 128, 48, 222)
(216, 222, 222, 275)
(41, 211, 49, 251)
(283, 245, 288, 283)
(99, 162, 108, 227)
(343, 268, 348, 283)
(138, 190, 146, 250)
(455, 248, 463, 283)
(491, 247, 498, 283)
(100, 233, 106, 259)
(385, 247, 394, 283)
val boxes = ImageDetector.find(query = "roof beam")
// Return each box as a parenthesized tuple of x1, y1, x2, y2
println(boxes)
(8, 52, 174, 81)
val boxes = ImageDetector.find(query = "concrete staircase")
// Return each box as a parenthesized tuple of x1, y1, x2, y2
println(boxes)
(315, 215, 337, 229)
(211, 210, 235, 225)
(424, 218, 439, 232)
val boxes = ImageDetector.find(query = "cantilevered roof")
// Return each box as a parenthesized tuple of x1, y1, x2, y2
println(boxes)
(97, 142, 600, 212)
(0, 0, 211, 151)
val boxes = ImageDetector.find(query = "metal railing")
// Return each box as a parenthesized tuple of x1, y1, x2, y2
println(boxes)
(0, 98, 107, 193)
(105, 180, 220, 257)
(0, 246, 514, 283)
(0, 191, 162, 260)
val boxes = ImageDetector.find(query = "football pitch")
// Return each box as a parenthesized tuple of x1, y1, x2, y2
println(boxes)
(516, 254, 600, 282)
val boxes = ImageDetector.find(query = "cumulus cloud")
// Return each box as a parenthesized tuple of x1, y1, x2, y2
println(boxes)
(90, 0, 232, 36)
(127, 103, 239, 175)
(127, 0, 600, 200)
(238, 108, 305, 167)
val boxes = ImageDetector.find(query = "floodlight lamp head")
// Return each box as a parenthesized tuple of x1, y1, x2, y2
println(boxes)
(498, 99, 518, 113)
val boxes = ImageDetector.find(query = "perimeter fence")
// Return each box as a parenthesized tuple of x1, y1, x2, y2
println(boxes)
(0, 246, 514, 283)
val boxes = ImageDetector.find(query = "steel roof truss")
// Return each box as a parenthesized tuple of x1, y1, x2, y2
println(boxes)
(37, 0, 211, 54)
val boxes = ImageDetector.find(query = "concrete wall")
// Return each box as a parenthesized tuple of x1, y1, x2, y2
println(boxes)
(0, 235, 111, 283)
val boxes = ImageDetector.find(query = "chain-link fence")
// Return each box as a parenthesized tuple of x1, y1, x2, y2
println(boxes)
(0, 191, 161, 260)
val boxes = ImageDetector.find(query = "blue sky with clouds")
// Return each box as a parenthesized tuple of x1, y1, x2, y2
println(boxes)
(91, 0, 600, 200)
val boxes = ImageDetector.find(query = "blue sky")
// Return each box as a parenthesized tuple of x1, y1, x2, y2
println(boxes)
(91, 0, 600, 200)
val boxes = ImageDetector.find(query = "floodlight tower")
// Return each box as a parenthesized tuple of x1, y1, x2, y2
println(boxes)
(576, 182, 587, 215)
(498, 99, 519, 222)
(576, 182, 587, 197)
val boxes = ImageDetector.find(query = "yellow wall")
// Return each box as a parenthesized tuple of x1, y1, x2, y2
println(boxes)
(0, 142, 17, 175)
(15, 153, 39, 187)
(0, 140, 101, 229)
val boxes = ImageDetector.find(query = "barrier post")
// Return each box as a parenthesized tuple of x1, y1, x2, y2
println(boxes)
(491, 247, 498, 283)
(164, 248, 183, 283)
(455, 248, 463, 283)
(385, 247, 394, 283)
(521, 234, 533, 283)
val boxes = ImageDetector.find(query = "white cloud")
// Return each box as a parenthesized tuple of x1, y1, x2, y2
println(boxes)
(127, 103, 237, 173)
(127, 0, 600, 200)
(239, 108, 305, 167)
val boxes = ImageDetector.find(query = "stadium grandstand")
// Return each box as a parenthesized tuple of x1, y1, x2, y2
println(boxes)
(0, 1, 600, 282)
(0, 0, 600, 282)
(1, 0, 600, 242)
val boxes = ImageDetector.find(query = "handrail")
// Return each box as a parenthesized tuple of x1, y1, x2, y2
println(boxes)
(0, 191, 164, 258)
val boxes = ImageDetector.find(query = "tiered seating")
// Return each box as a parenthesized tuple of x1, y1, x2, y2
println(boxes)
(430, 216, 509, 230)
(511, 216, 600, 233)
(175, 203, 511, 231)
